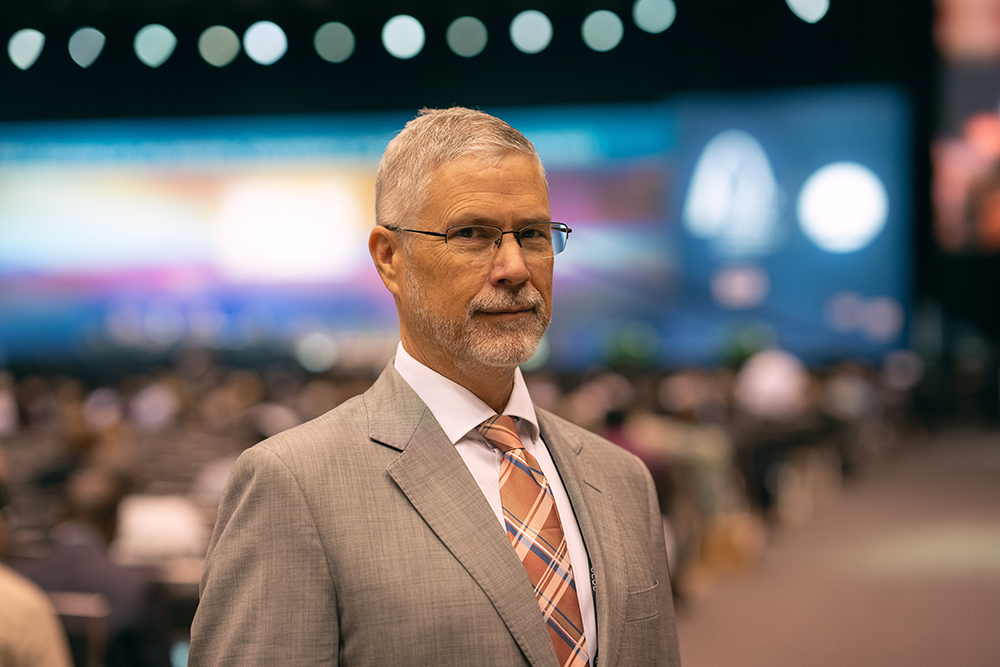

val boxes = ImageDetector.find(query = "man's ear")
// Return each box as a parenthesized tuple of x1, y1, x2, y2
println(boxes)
(369, 226, 404, 297)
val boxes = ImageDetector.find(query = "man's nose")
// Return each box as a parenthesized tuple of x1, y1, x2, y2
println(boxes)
(490, 233, 531, 285)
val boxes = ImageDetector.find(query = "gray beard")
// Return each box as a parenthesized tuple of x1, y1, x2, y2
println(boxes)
(406, 271, 550, 372)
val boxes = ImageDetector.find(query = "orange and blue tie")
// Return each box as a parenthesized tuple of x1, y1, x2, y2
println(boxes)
(478, 414, 590, 667)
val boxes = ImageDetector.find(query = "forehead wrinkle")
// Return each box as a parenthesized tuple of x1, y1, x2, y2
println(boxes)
(425, 153, 551, 230)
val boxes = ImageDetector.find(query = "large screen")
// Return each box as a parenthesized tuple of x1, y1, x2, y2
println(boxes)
(0, 86, 910, 370)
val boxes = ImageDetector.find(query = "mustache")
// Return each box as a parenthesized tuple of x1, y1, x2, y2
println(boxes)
(468, 286, 545, 314)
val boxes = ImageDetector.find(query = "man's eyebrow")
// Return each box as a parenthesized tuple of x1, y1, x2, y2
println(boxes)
(447, 214, 552, 227)
(447, 214, 495, 226)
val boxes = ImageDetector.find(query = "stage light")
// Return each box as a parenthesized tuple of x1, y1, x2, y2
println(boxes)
(68, 27, 105, 68)
(632, 0, 677, 34)
(214, 178, 367, 283)
(314, 22, 355, 63)
(786, 0, 830, 23)
(582, 10, 624, 52)
(683, 130, 781, 257)
(134, 24, 177, 68)
(243, 21, 287, 65)
(798, 162, 888, 253)
(447, 16, 488, 58)
(7, 29, 45, 70)
(382, 15, 425, 59)
(510, 10, 553, 54)
(198, 26, 241, 67)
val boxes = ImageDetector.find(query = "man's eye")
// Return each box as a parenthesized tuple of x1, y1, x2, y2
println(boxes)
(452, 226, 492, 239)
(519, 227, 550, 241)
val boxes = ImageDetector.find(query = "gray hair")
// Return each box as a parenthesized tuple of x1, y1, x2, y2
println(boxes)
(375, 107, 547, 237)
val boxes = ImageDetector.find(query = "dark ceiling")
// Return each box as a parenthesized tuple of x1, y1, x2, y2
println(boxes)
(1, 0, 934, 120)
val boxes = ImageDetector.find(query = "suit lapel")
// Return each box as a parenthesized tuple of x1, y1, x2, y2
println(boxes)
(366, 365, 558, 667)
(538, 409, 628, 667)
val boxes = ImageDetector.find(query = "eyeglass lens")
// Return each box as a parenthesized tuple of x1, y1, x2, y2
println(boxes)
(445, 224, 569, 257)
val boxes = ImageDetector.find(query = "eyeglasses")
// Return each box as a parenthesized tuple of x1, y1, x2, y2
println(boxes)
(385, 222, 572, 259)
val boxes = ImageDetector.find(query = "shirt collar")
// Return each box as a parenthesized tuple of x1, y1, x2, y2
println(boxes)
(393, 342, 539, 444)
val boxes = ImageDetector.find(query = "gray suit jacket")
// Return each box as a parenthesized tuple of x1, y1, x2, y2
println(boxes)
(189, 364, 681, 667)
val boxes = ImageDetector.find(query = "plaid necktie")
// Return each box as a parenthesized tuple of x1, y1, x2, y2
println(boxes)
(478, 414, 590, 667)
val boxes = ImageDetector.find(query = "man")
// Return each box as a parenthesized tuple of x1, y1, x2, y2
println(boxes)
(189, 107, 681, 666)
(0, 450, 73, 667)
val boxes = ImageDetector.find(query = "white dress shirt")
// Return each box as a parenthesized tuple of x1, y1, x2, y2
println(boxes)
(394, 342, 598, 656)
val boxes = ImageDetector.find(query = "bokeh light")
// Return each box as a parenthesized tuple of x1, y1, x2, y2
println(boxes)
(510, 10, 553, 54)
(143, 300, 186, 348)
(798, 162, 888, 253)
(314, 22, 355, 63)
(711, 264, 770, 309)
(632, 0, 677, 34)
(861, 297, 905, 341)
(825, 291, 904, 341)
(134, 24, 177, 68)
(826, 291, 866, 332)
(447, 16, 489, 58)
(582, 10, 625, 52)
(243, 21, 288, 65)
(734, 349, 810, 419)
(382, 15, 425, 59)
(295, 332, 339, 373)
(82, 387, 124, 430)
(786, 0, 830, 24)
(881, 349, 925, 391)
(8, 29, 45, 71)
(198, 26, 241, 67)
(68, 27, 106, 69)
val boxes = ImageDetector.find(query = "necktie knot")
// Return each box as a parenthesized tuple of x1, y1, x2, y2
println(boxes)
(477, 414, 524, 453)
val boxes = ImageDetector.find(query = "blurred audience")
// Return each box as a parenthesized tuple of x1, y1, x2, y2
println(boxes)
(19, 465, 172, 667)
(0, 340, 941, 626)
(0, 445, 73, 667)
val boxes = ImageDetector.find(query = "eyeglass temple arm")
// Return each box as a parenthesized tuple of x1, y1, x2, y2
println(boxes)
(384, 226, 447, 238)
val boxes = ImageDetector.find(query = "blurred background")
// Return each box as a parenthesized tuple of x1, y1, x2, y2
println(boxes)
(0, 0, 998, 665)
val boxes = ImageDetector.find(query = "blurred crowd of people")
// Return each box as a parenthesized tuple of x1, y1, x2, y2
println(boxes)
(0, 344, 929, 665)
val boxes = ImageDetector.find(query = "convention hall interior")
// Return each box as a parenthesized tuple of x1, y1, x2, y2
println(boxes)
(1, 0, 998, 665)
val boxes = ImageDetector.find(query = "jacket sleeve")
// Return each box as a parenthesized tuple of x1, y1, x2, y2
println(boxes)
(188, 445, 338, 667)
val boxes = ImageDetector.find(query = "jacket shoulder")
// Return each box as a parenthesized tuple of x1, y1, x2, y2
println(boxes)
(536, 406, 649, 471)
(257, 393, 368, 454)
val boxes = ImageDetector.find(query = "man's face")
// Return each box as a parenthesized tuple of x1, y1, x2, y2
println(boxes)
(396, 152, 554, 377)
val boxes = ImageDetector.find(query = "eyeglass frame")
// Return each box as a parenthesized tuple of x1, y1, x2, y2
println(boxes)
(383, 222, 572, 257)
